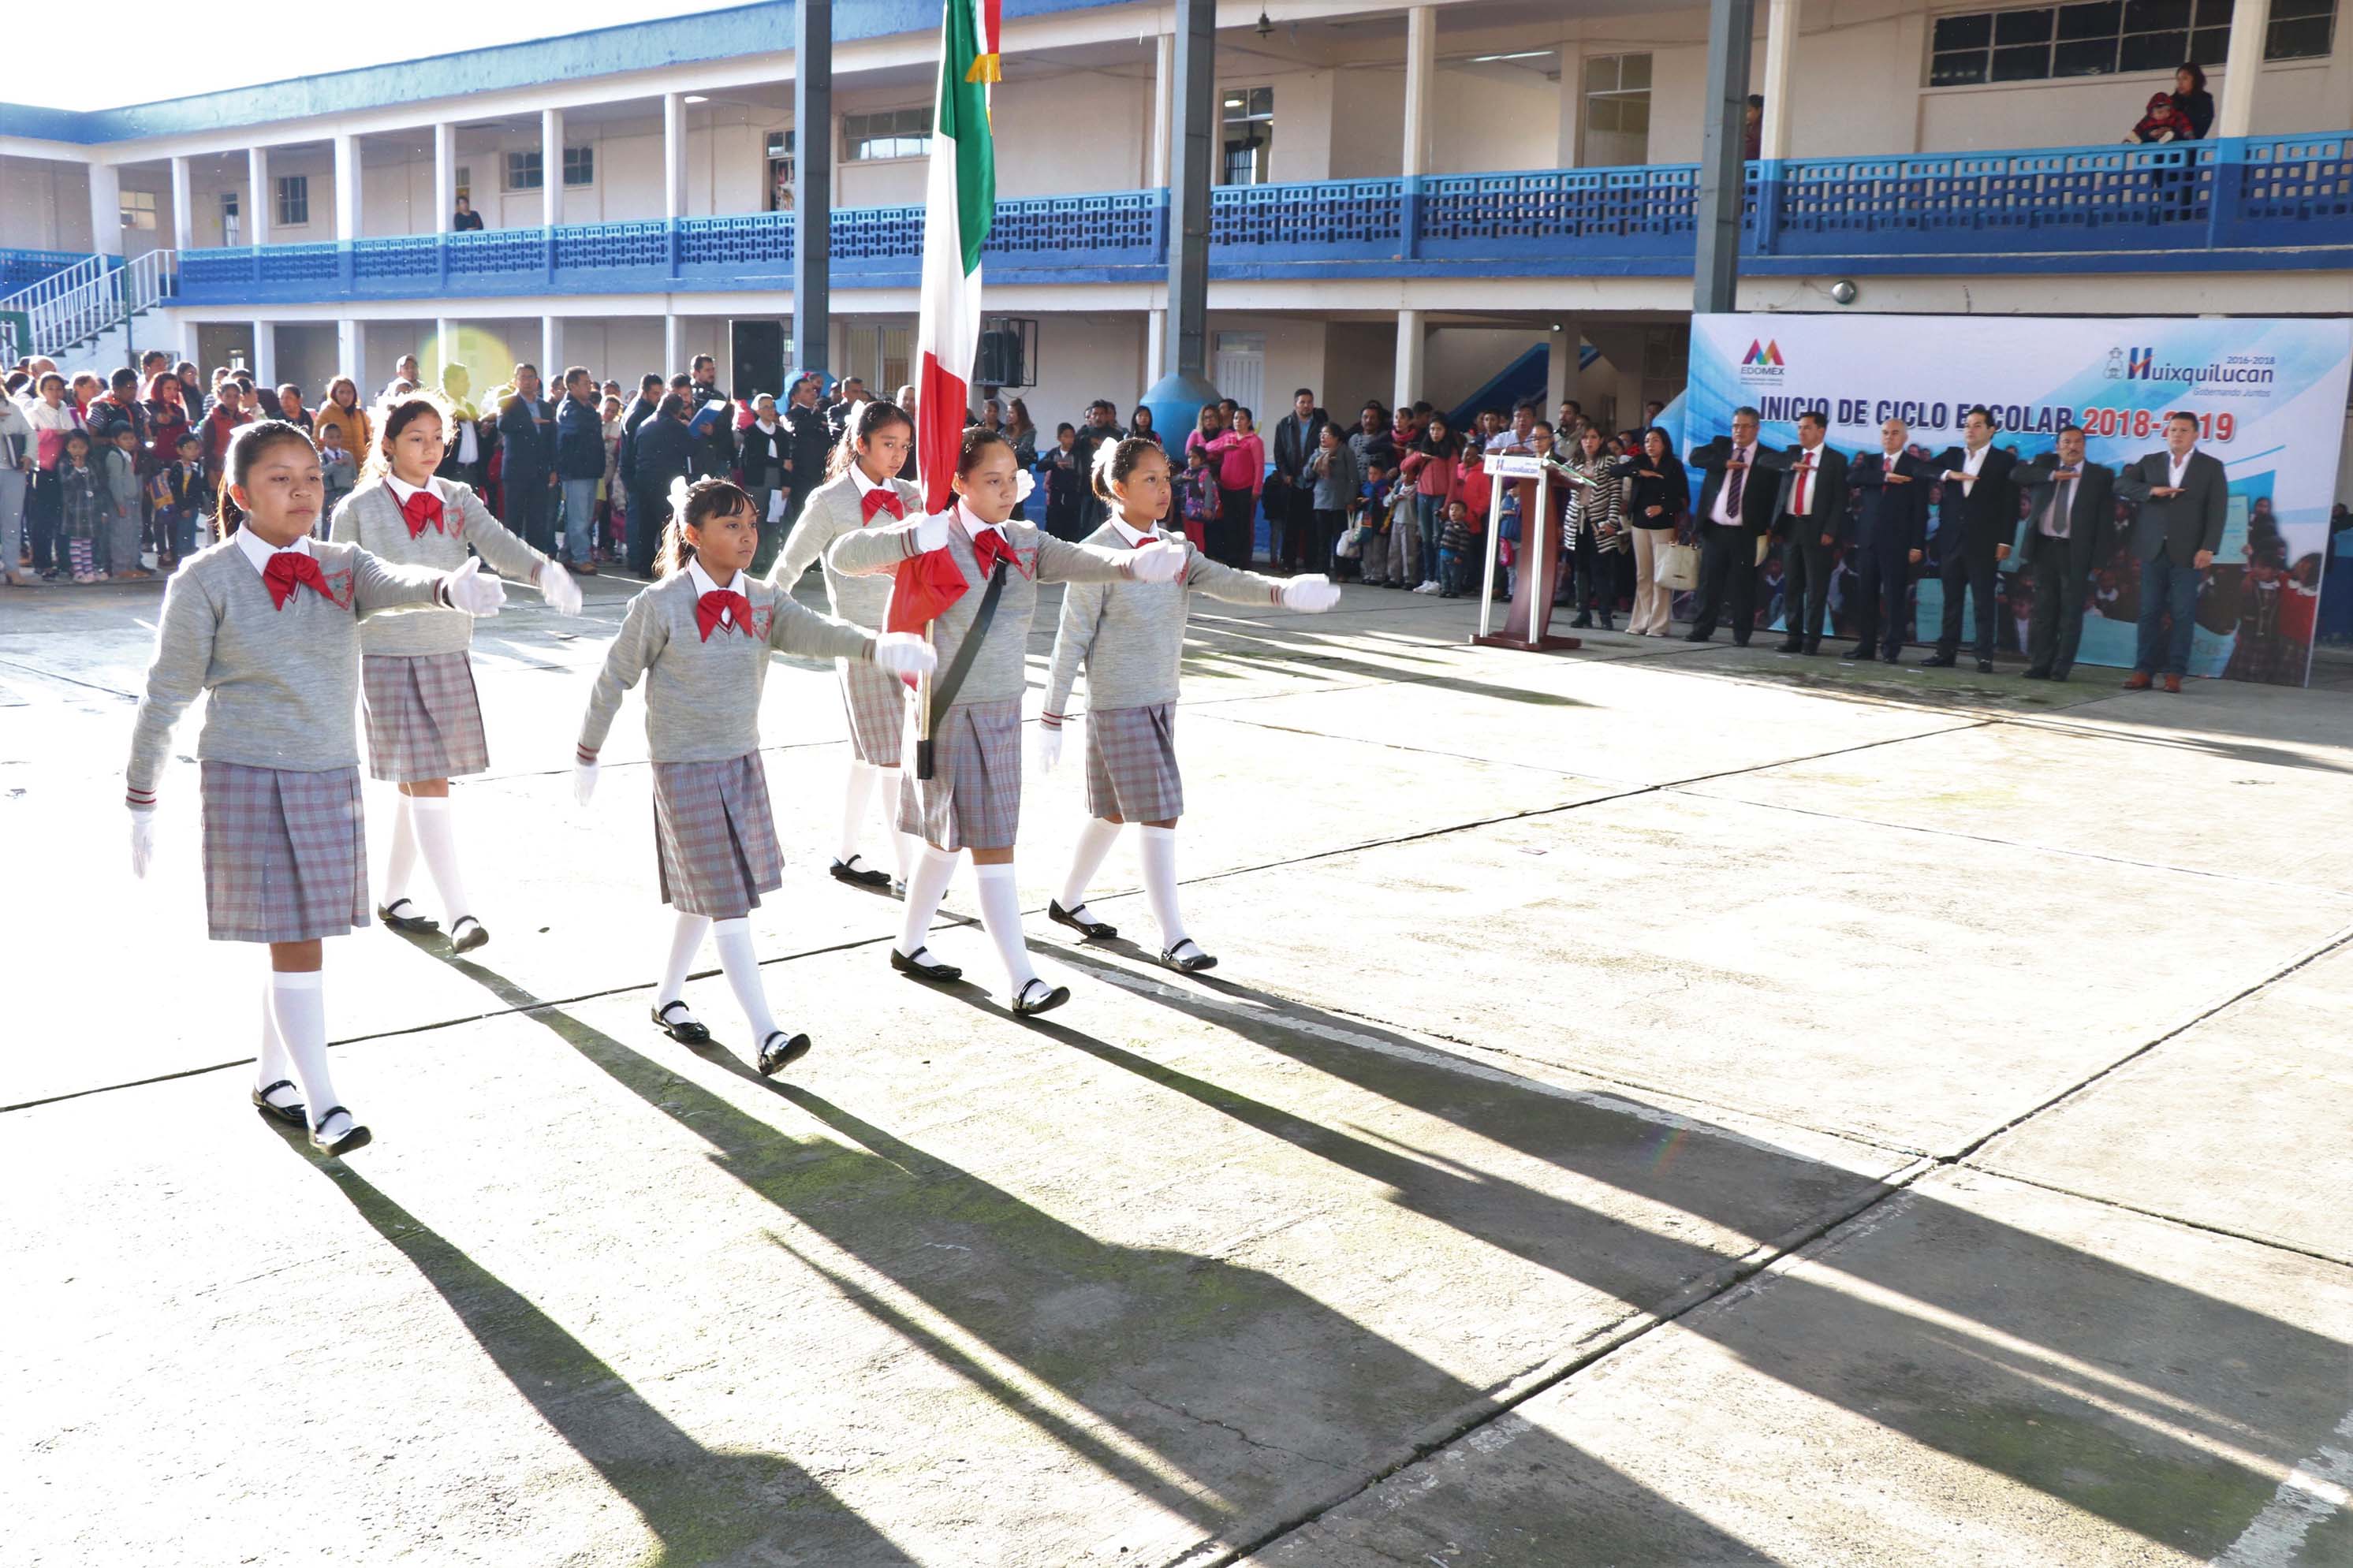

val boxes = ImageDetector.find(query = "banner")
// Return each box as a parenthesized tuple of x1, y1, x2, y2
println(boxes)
(1680, 314, 2353, 685)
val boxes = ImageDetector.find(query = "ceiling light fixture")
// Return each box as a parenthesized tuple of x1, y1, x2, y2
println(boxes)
(684, 94, 710, 104)
(1256, 9, 1274, 39)
(1470, 50, 1553, 64)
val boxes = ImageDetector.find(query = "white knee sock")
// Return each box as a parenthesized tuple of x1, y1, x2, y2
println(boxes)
(1139, 825, 1189, 949)
(973, 861, 1039, 993)
(382, 794, 419, 909)
(839, 761, 878, 863)
(897, 845, 960, 959)
(710, 917, 781, 1045)
(1059, 818, 1124, 913)
(256, 980, 295, 1100)
(878, 769, 916, 885)
(410, 796, 473, 924)
(656, 911, 711, 1022)
(269, 970, 348, 1138)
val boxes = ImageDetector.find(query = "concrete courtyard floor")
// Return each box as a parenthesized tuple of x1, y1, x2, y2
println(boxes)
(2, 568, 2347, 1567)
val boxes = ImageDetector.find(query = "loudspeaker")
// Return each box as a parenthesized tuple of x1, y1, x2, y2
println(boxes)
(975, 328, 1024, 389)
(729, 320, 785, 404)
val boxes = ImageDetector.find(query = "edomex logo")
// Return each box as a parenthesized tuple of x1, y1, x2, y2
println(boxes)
(1739, 338, 1786, 378)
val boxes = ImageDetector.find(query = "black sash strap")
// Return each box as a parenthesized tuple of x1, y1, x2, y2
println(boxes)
(916, 557, 1009, 780)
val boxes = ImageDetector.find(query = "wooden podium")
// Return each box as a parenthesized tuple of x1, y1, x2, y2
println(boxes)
(1471, 452, 1579, 653)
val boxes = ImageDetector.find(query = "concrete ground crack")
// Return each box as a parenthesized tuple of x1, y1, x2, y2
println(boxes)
(1123, 1385, 1347, 1474)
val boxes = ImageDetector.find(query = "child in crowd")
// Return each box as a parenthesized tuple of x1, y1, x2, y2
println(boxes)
(148, 433, 212, 564)
(601, 395, 626, 563)
(1176, 443, 1222, 551)
(1043, 423, 1083, 538)
(99, 424, 150, 579)
(1352, 460, 1393, 586)
(316, 423, 358, 534)
(58, 430, 104, 583)
(1438, 498, 1479, 599)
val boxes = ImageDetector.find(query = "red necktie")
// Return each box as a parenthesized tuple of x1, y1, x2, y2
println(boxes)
(970, 527, 1031, 580)
(263, 551, 331, 610)
(860, 488, 906, 523)
(401, 490, 446, 538)
(695, 590, 752, 642)
(1793, 453, 1812, 515)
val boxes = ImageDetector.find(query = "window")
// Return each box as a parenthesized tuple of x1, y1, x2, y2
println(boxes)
(119, 189, 157, 232)
(844, 108, 931, 162)
(1929, 0, 2323, 85)
(766, 129, 796, 211)
(842, 322, 912, 397)
(1582, 54, 1652, 167)
(221, 191, 241, 247)
(455, 166, 472, 203)
(562, 146, 595, 187)
(1220, 86, 1274, 186)
(275, 174, 308, 228)
(505, 150, 543, 192)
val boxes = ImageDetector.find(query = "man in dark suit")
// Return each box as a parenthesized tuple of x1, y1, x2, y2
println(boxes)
(1760, 408, 1848, 654)
(1923, 405, 2019, 672)
(1270, 388, 1331, 570)
(2114, 410, 2228, 691)
(2012, 424, 2116, 683)
(496, 362, 558, 554)
(617, 372, 665, 575)
(1684, 406, 1782, 646)
(1844, 416, 1934, 663)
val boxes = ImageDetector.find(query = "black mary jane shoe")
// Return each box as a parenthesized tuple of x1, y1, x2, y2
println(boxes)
(1011, 978, 1071, 1017)
(756, 1030, 812, 1078)
(651, 1000, 712, 1046)
(1159, 938, 1220, 974)
(890, 946, 963, 984)
(250, 1079, 307, 1130)
(1047, 899, 1118, 941)
(308, 1108, 372, 1157)
(378, 898, 440, 935)
(829, 855, 892, 889)
(448, 915, 490, 955)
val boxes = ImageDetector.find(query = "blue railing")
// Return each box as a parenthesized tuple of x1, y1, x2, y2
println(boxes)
(169, 133, 2353, 307)
(1, 248, 106, 300)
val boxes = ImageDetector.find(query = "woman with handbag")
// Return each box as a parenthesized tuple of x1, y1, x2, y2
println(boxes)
(1613, 428, 1691, 637)
(1558, 426, 1626, 630)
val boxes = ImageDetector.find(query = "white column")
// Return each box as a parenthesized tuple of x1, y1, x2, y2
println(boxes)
(333, 133, 360, 241)
(1393, 307, 1424, 411)
(663, 313, 682, 373)
(541, 107, 565, 228)
(1546, 322, 1579, 413)
(663, 93, 688, 218)
(169, 156, 193, 252)
(1557, 47, 1583, 166)
(177, 315, 201, 366)
(1150, 33, 1175, 187)
(542, 315, 560, 377)
(1146, 307, 1167, 385)
(338, 320, 360, 376)
(247, 147, 270, 247)
(1759, 0, 1799, 160)
(252, 320, 277, 386)
(2215, 0, 2271, 138)
(86, 162, 121, 255)
(1402, 7, 1436, 178)
(433, 124, 456, 235)
(434, 317, 454, 382)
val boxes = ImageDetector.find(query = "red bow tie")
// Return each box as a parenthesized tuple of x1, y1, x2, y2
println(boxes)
(263, 551, 331, 610)
(695, 589, 753, 642)
(860, 488, 906, 523)
(400, 490, 446, 538)
(1128, 530, 1159, 549)
(970, 527, 1031, 580)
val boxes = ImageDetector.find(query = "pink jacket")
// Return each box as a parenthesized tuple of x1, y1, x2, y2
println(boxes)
(1203, 430, 1266, 493)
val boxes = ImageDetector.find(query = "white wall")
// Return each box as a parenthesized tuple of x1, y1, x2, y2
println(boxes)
(1428, 61, 1563, 175)
(2, 159, 89, 251)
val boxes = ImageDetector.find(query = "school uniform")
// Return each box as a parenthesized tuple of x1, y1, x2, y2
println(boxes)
(97, 444, 144, 574)
(577, 560, 878, 918)
(56, 460, 103, 577)
(329, 472, 554, 783)
(124, 531, 451, 940)
(769, 463, 922, 766)
(827, 504, 1139, 851)
(1042, 516, 1289, 823)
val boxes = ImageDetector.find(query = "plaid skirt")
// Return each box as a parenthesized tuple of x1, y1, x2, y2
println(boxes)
(200, 761, 368, 943)
(1085, 702, 1184, 823)
(899, 697, 1022, 851)
(838, 658, 908, 768)
(361, 652, 490, 783)
(652, 752, 782, 918)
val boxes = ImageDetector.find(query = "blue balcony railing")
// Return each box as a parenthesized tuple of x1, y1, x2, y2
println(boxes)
(168, 133, 2353, 308)
(1, 248, 110, 300)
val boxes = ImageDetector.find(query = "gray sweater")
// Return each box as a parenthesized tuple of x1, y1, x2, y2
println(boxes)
(126, 534, 449, 796)
(768, 467, 921, 628)
(1309, 441, 1361, 510)
(328, 473, 552, 656)
(1044, 520, 1288, 715)
(577, 564, 879, 763)
(827, 512, 1136, 709)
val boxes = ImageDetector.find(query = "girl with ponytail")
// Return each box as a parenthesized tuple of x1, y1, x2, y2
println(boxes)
(123, 419, 509, 1156)
(574, 475, 936, 1078)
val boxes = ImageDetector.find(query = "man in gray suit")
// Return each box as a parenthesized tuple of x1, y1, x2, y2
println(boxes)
(2115, 411, 2228, 691)
(2012, 424, 2116, 683)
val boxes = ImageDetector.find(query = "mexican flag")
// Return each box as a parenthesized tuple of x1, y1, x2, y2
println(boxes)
(913, 0, 1000, 514)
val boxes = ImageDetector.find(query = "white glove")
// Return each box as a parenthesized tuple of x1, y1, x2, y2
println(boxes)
(1127, 539, 1186, 583)
(1014, 468, 1036, 502)
(538, 562, 583, 616)
(443, 556, 507, 616)
(870, 631, 937, 680)
(572, 758, 599, 806)
(129, 805, 156, 879)
(1281, 573, 1341, 613)
(1031, 721, 1064, 773)
(914, 510, 953, 552)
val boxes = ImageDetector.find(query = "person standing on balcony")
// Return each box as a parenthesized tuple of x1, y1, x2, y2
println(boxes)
(452, 196, 484, 232)
(497, 363, 559, 556)
(2169, 62, 2214, 140)
(1684, 405, 1781, 646)
(2012, 424, 2116, 683)
(1922, 406, 2019, 672)
(2116, 411, 2227, 692)
(1743, 95, 1765, 160)
(434, 363, 486, 490)
(618, 372, 665, 575)
(1270, 389, 1329, 570)
(554, 366, 606, 575)
(330, 392, 582, 956)
(1763, 409, 1848, 655)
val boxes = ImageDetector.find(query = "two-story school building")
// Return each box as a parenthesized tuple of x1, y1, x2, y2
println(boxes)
(2, 0, 2349, 445)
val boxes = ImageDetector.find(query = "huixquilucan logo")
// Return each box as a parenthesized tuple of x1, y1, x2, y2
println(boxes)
(2110, 345, 2273, 385)
(1738, 338, 1786, 379)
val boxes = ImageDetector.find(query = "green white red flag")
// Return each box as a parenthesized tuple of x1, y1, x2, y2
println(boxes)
(913, 0, 1000, 512)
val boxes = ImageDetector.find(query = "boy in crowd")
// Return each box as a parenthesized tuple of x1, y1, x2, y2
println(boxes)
(1353, 460, 1393, 586)
(1176, 442, 1222, 550)
(148, 432, 211, 563)
(99, 424, 149, 579)
(317, 421, 358, 533)
(1438, 499, 1479, 599)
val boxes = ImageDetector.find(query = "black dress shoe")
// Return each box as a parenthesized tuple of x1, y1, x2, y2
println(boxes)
(378, 898, 439, 934)
(1919, 653, 1956, 668)
(1011, 978, 1071, 1016)
(1881, 650, 1901, 665)
(250, 1080, 306, 1130)
(449, 915, 489, 954)
(1683, 630, 1711, 642)
(890, 946, 962, 983)
(1160, 939, 1219, 974)
(1597, 614, 1614, 631)
(2049, 668, 2071, 683)
(756, 1030, 811, 1078)
(650, 1000, 712, 1045)
(1844, 644, 1871, 661)
(829, 855, 891, 888)
(1570, 613, 1593, 629)
(1976, 658, 1994, 674)
(1047, 899, 1118, 940)
(1775, 639, 1803, 653)
(2022, 667, 2052, 680)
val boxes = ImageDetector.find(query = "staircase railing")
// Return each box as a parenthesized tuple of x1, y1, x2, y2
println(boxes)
(0, 252, 107, 344)
(15, 249, 177, 363)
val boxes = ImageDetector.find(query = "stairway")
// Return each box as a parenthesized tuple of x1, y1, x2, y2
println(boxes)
(0, 250, 177, 370)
